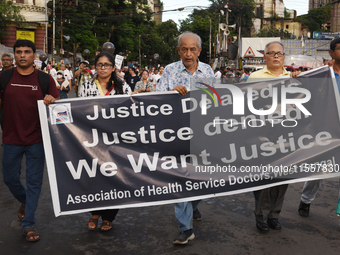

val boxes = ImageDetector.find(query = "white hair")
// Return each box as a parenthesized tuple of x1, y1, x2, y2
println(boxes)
(178, 31, 202, 48)
(264, 41, 284, 53)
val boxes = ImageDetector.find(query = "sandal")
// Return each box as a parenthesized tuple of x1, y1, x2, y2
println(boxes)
(87, 216, 99, 230)
(18, 204, 25, 220)
(100, 221, 112, 231)
(22, 228, 40, 242)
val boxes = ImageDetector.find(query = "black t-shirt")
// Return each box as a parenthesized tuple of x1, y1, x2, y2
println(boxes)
(126, 75, 140, 91)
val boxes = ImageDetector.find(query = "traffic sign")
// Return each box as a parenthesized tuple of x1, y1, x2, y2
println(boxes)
(244, 46, 255, 57)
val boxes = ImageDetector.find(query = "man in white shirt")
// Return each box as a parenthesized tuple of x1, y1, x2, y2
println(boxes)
(50, 65, 57, 79)
(60, 63, 72, 85)
(214, 68, 222, 79)
(151, 69, 161, 87)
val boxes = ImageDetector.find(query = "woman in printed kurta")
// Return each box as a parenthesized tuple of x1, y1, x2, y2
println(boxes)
(79, 51, 131, 231)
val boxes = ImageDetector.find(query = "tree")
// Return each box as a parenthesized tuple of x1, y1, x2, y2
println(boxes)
(0, 0, 25, 39)
(47, 0, 178, 66)
(296, 3, 331, 34)
(208, 0, 256, 37)
(255, 25, 291, 39)
(178, 0, 256, 62)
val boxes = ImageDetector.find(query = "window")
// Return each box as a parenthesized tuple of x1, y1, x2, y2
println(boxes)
(16, 0, 24, 3)
(286, 25, 289, 29)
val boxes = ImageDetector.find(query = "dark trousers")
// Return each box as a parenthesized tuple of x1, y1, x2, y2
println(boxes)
(91, 209, 119, 222)
(253, 184, 289, 222)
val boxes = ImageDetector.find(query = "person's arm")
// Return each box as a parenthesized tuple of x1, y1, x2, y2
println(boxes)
(74, 68, 81, 78)
(43, 95, 58, 105)
(324, 59, 335, 67)
(116, 70, 124, 79)
(44, 77, 61, 105)
(62, 80, 70, 91)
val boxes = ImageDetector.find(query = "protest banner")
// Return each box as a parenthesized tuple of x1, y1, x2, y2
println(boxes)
(38, 66, 340, 216)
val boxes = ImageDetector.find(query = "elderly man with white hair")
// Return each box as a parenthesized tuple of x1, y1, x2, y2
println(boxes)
(157, 31, 214, 244)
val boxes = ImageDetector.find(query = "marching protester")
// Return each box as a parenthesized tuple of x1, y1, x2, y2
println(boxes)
(74, 61, 93, 97)
(152, 66, 164, 89)
(157, 31, 214, 244)
(78, 51, 131, 231)
(0, 39, 59, 242)
(49, 64, 57, 79)
(131, 69, 155, 94)
(298, 37, 340, 217)
(1, 53, 13, 72)
(247, 41, 301, 232)
(55, 70, 70, 99)
(125, 65, 140, 91)
(214, 67, 222, 80)
(60, 63, 72, 87)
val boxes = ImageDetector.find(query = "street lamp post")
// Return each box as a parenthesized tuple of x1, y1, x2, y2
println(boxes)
(153, 53, 159, 68)
(52, 0, 55, 63)
(139, 34, 141, 67)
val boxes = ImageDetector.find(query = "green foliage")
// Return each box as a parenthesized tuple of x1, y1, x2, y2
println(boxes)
(255, 25, 291, 39)
(208, 0, 256, 36)
(284, 8, 290, 19)
(47, 0, 178, 65)
(296, 3, 331, 34)
(0, 0, 25, 38)
(178, 0, 256, 62)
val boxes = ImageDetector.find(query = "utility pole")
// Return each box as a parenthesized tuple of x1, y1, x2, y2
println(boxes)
(45, 0, 48, 53)
(139, 34, 141, 67)
(209, 19, 211, 63)
(52, 0, 55, 63)
(237, 17, 241, 69)
(226, 0, 229, 25)
(61, 5, 63, 56)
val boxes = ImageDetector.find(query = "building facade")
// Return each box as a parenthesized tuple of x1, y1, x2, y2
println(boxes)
(309, 0, 330, 9)
(331, 0, 340, 32)
(1, 0, 48, 51)
(254, 0, 285, 19)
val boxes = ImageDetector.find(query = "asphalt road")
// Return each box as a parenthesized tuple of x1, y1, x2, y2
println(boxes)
(0, 89, 340, 255)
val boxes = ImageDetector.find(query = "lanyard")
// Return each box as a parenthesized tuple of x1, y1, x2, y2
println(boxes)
(94, 79, 114, 96)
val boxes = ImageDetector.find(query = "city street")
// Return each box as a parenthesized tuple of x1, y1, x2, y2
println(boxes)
(0, 90, 340, 255)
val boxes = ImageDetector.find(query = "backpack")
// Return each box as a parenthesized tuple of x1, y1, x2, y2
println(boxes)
(0, 68, 50, 124)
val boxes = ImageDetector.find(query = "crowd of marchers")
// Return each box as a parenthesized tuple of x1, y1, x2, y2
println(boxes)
(1, 34, 340, 245)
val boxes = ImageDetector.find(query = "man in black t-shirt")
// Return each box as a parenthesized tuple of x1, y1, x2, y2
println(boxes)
(125, 66, 140, 91)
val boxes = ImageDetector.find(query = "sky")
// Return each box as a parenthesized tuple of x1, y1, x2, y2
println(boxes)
(161, 0, 309, 26)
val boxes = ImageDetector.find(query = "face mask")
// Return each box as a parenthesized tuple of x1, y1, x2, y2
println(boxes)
(57, 74, 63, 79)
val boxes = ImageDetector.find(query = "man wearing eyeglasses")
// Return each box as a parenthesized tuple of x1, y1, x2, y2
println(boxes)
(1, 53, 14, 72)
(247, 41, 288, 82)
(247, 41, 290, 233)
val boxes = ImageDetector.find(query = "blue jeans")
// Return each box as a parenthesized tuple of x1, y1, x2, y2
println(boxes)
(174, 200, 200, 232)
(2, 143, 45, 230)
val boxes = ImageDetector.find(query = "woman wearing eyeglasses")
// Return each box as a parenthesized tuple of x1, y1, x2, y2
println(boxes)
(79, 51, 131, 231)
(78, 52, 131, 97)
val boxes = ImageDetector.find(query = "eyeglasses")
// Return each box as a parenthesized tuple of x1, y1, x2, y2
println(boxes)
(265, 51, 285, 57)
(96, 63, 113, 69)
